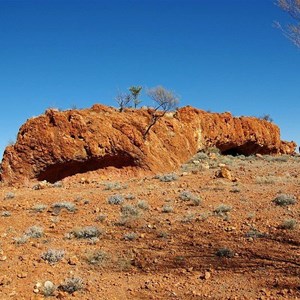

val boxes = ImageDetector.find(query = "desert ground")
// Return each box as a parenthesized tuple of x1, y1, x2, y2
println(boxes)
(0, 150, 300, 299)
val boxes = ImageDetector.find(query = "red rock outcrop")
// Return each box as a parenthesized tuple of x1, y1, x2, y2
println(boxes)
(0, 105, 296, 184)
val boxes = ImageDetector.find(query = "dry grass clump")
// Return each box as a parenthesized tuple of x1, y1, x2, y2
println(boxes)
(52, 201, 76, 212)
(108, 194, 124, 205)
(179, 191, 201, 206)
(255, 176, 276, 184)
(71, 226, 102, 239)
(215, 248, 234, 258)
(156, 173, 178, 182)
(85, 250, 108, 266)
(41, 249, 65, 264)
(279, 219, 297, 230)
(272, 194, 297, 206)
(59, 277, 84, 294)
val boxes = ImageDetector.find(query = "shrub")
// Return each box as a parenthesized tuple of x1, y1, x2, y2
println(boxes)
(272, 194, 297, 206)
(157, 231, 169, 239)
(214, 204, 232, 216)
(72, 226, 102, 239)
(181, 212, 195, 223)
(86, 250, 108, 265)
(280, 219, 297, 230)
(4, 192, 15, 200)
(216, 248, 234, 258)
(107, 195, 124, 205)
(179, 191, 201, 206)
(32, 204, 47, 212)
(104, 182, 127, 191)
(179, 191, 194, 201)
(230, 187, 241, 193)
(158, 173, 178, 182)
(116, 205, 141, 226)
(59, 277, 84, 294)
(52, 201, 76, 212)
(245, 229, 266, 239)
(137, 200, 149, 210)
(42, 281, 56, 297)
(13, 235, 29, 245)
(25, 226, 44, 238)
(123, 232, 137, 241)
(1, 211, 11, 217)
(95, 214, 107, 222)
(255, 176, 276, 184)
(162, 205, 173, 213)
(121, 205, 140, 218)
(260, 114, 273, 122)
(41, 249, 65, 264)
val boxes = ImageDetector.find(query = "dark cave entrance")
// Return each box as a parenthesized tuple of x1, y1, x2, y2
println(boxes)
(219, 142, 270, 156)
(37, 153, 138, 183)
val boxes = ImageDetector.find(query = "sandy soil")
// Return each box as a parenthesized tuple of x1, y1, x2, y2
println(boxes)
(0, 152, 300, 299)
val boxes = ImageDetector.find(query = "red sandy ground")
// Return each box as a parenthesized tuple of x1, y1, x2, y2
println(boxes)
(0, 152, 299, 299)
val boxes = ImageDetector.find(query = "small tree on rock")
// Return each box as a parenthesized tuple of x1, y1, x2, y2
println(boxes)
(143, 86, 179, 138)
(115, 92, 132, 112)
(129, 86, 142, 108)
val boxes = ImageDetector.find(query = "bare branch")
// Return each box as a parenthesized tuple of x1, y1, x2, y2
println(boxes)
(143, 86, 179, 139)
(276, 0, 300, 47)
(115, 92, 132, 112)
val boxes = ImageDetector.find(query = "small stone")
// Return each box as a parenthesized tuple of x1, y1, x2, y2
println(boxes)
(68, 255, 79, 265)
(35, 282, 42, 289)
(17, 272, 27, 278)
(33, 288, 39, 294)
(44, 280, 55, 289)
(204, 271, 211, 280)
(200, 163, 210, 170)
(0, 256, 7, 261)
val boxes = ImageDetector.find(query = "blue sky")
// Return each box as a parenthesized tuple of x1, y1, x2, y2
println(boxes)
(0, 0, 299, 157)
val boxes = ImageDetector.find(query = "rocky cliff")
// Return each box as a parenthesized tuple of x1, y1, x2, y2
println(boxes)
(0, 105, 296, 184)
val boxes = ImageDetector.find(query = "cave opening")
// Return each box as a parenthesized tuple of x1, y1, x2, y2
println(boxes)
(37, 152, 138, 183)
(221, 147, 243, 156)
(219, 142, 267, 156)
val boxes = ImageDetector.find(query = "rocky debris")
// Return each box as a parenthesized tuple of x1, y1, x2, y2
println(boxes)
(215, 165, 238, 181)
(0, 105, 296, 185)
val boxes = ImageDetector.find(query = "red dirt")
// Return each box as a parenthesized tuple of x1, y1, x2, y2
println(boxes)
(0, 152, 300, 299)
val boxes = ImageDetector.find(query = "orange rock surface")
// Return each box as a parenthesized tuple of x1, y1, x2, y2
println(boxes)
(0, 105, 295, 184)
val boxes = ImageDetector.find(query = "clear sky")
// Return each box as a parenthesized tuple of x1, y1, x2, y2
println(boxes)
(0, 0, 299, 157)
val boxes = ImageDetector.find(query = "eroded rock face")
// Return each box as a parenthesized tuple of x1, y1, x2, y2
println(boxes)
(0, 105, 296, 184)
